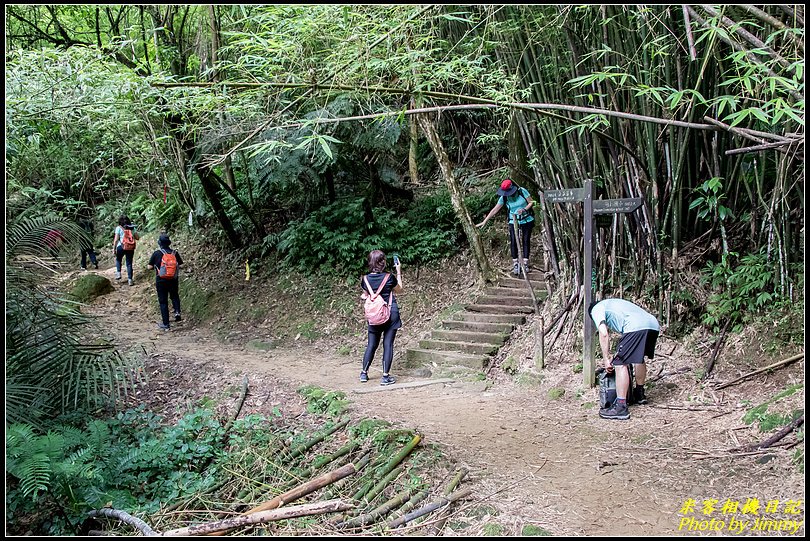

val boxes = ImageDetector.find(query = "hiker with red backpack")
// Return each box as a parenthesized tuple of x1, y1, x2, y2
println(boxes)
(359, 250, 403, 386)
(147, 234, 184, 331)
(112, 215, 140, 285)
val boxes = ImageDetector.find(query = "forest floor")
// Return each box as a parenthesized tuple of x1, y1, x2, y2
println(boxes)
(71, 246, 805, 537)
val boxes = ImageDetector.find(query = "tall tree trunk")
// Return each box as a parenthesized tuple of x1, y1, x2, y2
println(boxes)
(408, 97, 420, 185)
(208, 5, 237, 191)
(417, 114, 492, 281)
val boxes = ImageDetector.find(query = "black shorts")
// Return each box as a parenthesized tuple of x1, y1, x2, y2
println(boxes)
(612, 329, 658, 366)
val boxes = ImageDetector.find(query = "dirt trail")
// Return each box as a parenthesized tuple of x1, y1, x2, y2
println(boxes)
(81, 267, 800, 536)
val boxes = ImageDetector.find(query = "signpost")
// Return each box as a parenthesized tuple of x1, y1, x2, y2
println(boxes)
(544, 181, 644, 387)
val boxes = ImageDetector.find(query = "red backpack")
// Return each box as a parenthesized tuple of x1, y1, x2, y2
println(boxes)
(158, 249, 178, 279)
(122, 228, 137, 250)
(362, 274, 392, 325)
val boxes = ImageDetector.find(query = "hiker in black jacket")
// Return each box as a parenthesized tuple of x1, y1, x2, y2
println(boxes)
(147, 234, 184, 331)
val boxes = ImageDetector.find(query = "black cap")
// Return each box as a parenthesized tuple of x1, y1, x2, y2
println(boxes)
(158, 234, 171, 247)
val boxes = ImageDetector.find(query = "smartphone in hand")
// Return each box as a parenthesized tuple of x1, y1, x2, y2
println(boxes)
(393, 254, 400, 268)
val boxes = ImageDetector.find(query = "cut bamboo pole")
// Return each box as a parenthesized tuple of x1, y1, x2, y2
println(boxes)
(715, 353, 804, 389)
(386, 488, 430, 527)
(387, 486, 473, 529)
(338, 488, 414, 529)
(207, 462, 357, 536)
(289, 417, 350, 459)
(161, 499, 353, 536)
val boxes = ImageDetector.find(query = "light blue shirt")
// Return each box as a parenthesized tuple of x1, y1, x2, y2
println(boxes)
(501, 188, 534, 225)
(591, 298, 659, 334)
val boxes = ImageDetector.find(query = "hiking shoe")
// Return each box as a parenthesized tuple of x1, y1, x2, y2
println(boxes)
(94, 263, 99, 269)
(380, 375, 396, 386)
(511, 263, 520, 275)
(599, 402, 630, 420)
(158, 323, 170, 331)
(174, 312, 182, 322)
(115, 272, 122, 280)
(359, 371, 369, 383)
(128, 279, 134, 286)
(633, 386, 648, 405)
(80, 266, 87, 271)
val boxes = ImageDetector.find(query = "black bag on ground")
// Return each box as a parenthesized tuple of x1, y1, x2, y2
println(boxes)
(596, 365, 636, 408)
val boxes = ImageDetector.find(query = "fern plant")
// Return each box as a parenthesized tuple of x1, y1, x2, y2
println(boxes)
(5, 210, 140, 425)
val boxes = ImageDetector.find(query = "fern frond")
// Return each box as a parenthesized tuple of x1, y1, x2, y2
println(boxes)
(17, 453, 52, 499)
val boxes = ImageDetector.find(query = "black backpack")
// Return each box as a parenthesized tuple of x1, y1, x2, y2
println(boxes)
(596, 366, 636, 408)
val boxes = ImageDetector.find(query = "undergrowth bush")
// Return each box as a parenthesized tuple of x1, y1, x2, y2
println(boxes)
(276, 196, 462, 274)
(5, 406, 225, 535)
(701, 251, 801, 332)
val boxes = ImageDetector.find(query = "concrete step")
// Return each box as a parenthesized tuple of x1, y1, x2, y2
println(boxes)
(465, 304, 535, 315)
(441, 320, 515, 334)
(499, 277, 547, 289)
(484, 286, 534, 298)
(418, 339, 500, 356)
(404, 348, 489, 369)
(476, 295, 535, 308)
(455, 312, 527, 325)
(431, 329, 507, 345)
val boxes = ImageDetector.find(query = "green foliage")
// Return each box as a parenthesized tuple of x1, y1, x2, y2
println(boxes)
(276, 196, 459, 274)
(701, 250, 788, 332)
(522, 524, 553, 536)
(742, 384, 804, 432)
(297, 385, 350, 418)
(349, 419, 392, 441)
(502, 356, 518, 374)
(6, 212, 138, 425)
(483, 523, 505, 536)
(6, 406, 226, 534)
(689, 177, 732, 222)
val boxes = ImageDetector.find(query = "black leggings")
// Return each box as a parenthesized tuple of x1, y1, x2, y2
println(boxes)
(362, 328, 398, 375)
(508, 221, 534, 260)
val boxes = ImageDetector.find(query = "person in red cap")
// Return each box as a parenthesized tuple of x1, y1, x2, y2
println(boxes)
(476, 178, 535, 275)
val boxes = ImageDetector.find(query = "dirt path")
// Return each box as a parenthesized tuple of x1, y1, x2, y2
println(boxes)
(82, 267, 803, 536)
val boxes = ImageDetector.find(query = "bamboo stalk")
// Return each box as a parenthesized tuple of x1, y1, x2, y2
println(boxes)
(426, 468, 469, 534)
(715, 353, 804, 389)
(161, 499, 353, 536)
(338, 488, 414, 529)
(387, 486, 473, 529)
(289, 417, 350, 459)
(358, 464, 404, 505)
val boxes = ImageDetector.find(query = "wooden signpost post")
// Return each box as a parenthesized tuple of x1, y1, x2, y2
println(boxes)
(544, 179, 643, 387)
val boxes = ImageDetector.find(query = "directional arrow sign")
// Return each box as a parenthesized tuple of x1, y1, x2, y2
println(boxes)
(592, 197, 643, 214)
(544, 188, 586, 203)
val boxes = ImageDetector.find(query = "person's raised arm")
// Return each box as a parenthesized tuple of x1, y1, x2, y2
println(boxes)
(393, 261, 403, 293)
(476, 202, 503, 228)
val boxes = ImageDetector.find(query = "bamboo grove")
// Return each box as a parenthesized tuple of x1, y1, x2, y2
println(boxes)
(6, 5, 805, 325)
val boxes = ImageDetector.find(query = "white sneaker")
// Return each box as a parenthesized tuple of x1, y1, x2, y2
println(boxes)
(128, 279, 134, 286)
(115, 272, 121, 280)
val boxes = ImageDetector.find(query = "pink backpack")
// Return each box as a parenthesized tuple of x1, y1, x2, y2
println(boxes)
(363, 274, 392, 325)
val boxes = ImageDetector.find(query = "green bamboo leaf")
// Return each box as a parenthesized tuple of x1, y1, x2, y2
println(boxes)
(318, 137, 333, 159)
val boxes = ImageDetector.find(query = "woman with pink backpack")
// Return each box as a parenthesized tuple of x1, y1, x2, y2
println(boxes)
(359, 250, 403, 386)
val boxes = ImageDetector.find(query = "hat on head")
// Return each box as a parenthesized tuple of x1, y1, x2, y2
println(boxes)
(496, 178, 518, 197)
(158, 234, 171, 248)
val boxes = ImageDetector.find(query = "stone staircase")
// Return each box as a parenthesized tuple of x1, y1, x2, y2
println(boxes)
(404, 271, 548, 372)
